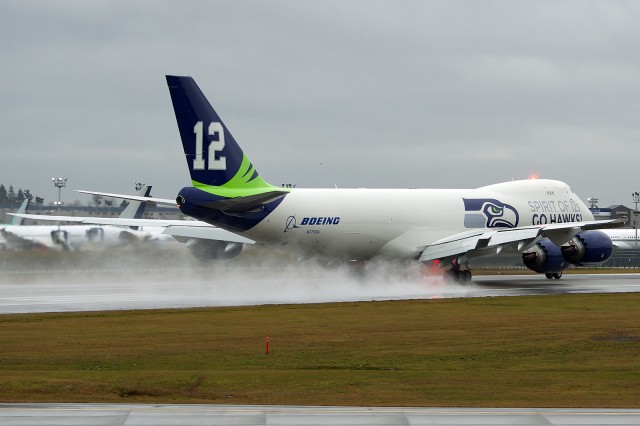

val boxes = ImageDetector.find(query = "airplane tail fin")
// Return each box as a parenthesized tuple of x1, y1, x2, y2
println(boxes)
(117, 183, 152, 230)
(166, 75, 280, 199)
(10, 199, 30, 225)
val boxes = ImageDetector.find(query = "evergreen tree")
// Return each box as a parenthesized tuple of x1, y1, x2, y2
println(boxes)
(0, 184, 39, 206)
(0, 184, 7, 205)
(7, 186, 15, 207)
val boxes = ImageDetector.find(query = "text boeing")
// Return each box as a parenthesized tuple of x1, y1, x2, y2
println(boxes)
(300, 216, 340, 226)
(284, 215, 341, 233)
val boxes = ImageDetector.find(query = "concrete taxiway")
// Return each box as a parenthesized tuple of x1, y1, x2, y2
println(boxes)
(1, 404, 640, 426)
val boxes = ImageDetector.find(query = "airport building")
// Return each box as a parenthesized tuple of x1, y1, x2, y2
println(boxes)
(592, 205, 640, 229)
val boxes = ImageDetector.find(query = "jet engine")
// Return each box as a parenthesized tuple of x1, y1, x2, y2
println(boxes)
(185, 239, 244, 261)
(522, 239, 569, 274)
(560, 230, 613, 266)
(86, 227, 104, 242)
(522, 230, 614, 276)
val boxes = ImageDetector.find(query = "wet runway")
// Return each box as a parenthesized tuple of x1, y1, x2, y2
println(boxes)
(1, 261, 639, 314)
(2, 254, 638, 425)
(1, 404, 640, 426)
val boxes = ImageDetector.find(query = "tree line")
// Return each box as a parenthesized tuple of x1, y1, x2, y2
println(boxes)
(0, 184, 43, 207)
(0, 184, 130, 209)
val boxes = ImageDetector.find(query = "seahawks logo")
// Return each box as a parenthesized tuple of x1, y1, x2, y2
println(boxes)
(463, 198, 519, 228)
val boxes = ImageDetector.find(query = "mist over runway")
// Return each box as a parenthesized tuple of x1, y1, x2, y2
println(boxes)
(1, 248, 639, 314)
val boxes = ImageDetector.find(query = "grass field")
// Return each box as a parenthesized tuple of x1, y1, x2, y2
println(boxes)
(0, 293, 639, 407)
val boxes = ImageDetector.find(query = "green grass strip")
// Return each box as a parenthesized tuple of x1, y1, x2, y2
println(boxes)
(1, 293, 639, 407)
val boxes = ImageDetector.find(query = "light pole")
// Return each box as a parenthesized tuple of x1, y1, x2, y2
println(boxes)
(633, 192, 639, 249)
(52, 177, 68, 231)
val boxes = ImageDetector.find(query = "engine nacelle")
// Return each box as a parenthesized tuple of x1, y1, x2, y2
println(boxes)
(86, 227, 104, 242)
(185, 239, 244, 261)
(560, 230, 613, 266)
(522, 239, 569, 274)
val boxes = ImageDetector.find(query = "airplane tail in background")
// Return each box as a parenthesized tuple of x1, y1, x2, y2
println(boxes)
(166, 75, 282, 199)
(118, 184, 153, 230)
(118, 184, 152, 220)
(10, 199, 30, 225)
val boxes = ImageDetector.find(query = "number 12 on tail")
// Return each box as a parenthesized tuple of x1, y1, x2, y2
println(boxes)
(193, 121, 226, 171)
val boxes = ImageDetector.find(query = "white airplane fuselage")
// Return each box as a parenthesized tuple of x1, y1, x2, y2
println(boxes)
(603, 228, 640, 249)
(239, 179, 593, 261)
(0, 224, 152, 251)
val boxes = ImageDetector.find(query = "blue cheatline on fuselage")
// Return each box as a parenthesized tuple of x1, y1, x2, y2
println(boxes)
(176, 187, 287, 233)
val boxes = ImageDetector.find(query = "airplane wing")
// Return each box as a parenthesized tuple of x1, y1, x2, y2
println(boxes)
(75, 190, 177, 206)
(418, 219, 625, 262)
(9, 214, 254, 245)
(161, 225, 254, 244)
(0, 228, 52, 251)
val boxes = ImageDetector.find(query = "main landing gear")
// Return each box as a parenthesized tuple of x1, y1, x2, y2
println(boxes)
(441, 258, 472, 283)
(545, 272, 563, 279)
(443, 268, 472, 283)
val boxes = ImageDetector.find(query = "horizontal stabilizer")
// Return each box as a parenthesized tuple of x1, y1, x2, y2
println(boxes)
(198, 191, 288, 213)
(9, 214, 208, 228)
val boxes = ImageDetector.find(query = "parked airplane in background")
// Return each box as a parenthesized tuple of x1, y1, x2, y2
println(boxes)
(15, 76, 623, 280)
(14, 209, 252, 260)
(602, 228, 640, 249)
(1, 198, 29, 226)
(1, 185, 158, 251)
(0, 199, 29, 249)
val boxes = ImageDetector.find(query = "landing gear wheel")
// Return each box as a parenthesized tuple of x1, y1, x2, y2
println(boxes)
(443, 270, 457, 283)
(443, 269, 472, 284)
(553, 272, 562, 279)
(545, 273, 554, 279)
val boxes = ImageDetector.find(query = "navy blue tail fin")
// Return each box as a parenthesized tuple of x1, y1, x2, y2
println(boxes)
(166, 76, 277, 198)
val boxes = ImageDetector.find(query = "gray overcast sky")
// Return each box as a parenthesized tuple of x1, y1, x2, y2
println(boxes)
(1, 0, 639, 208)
